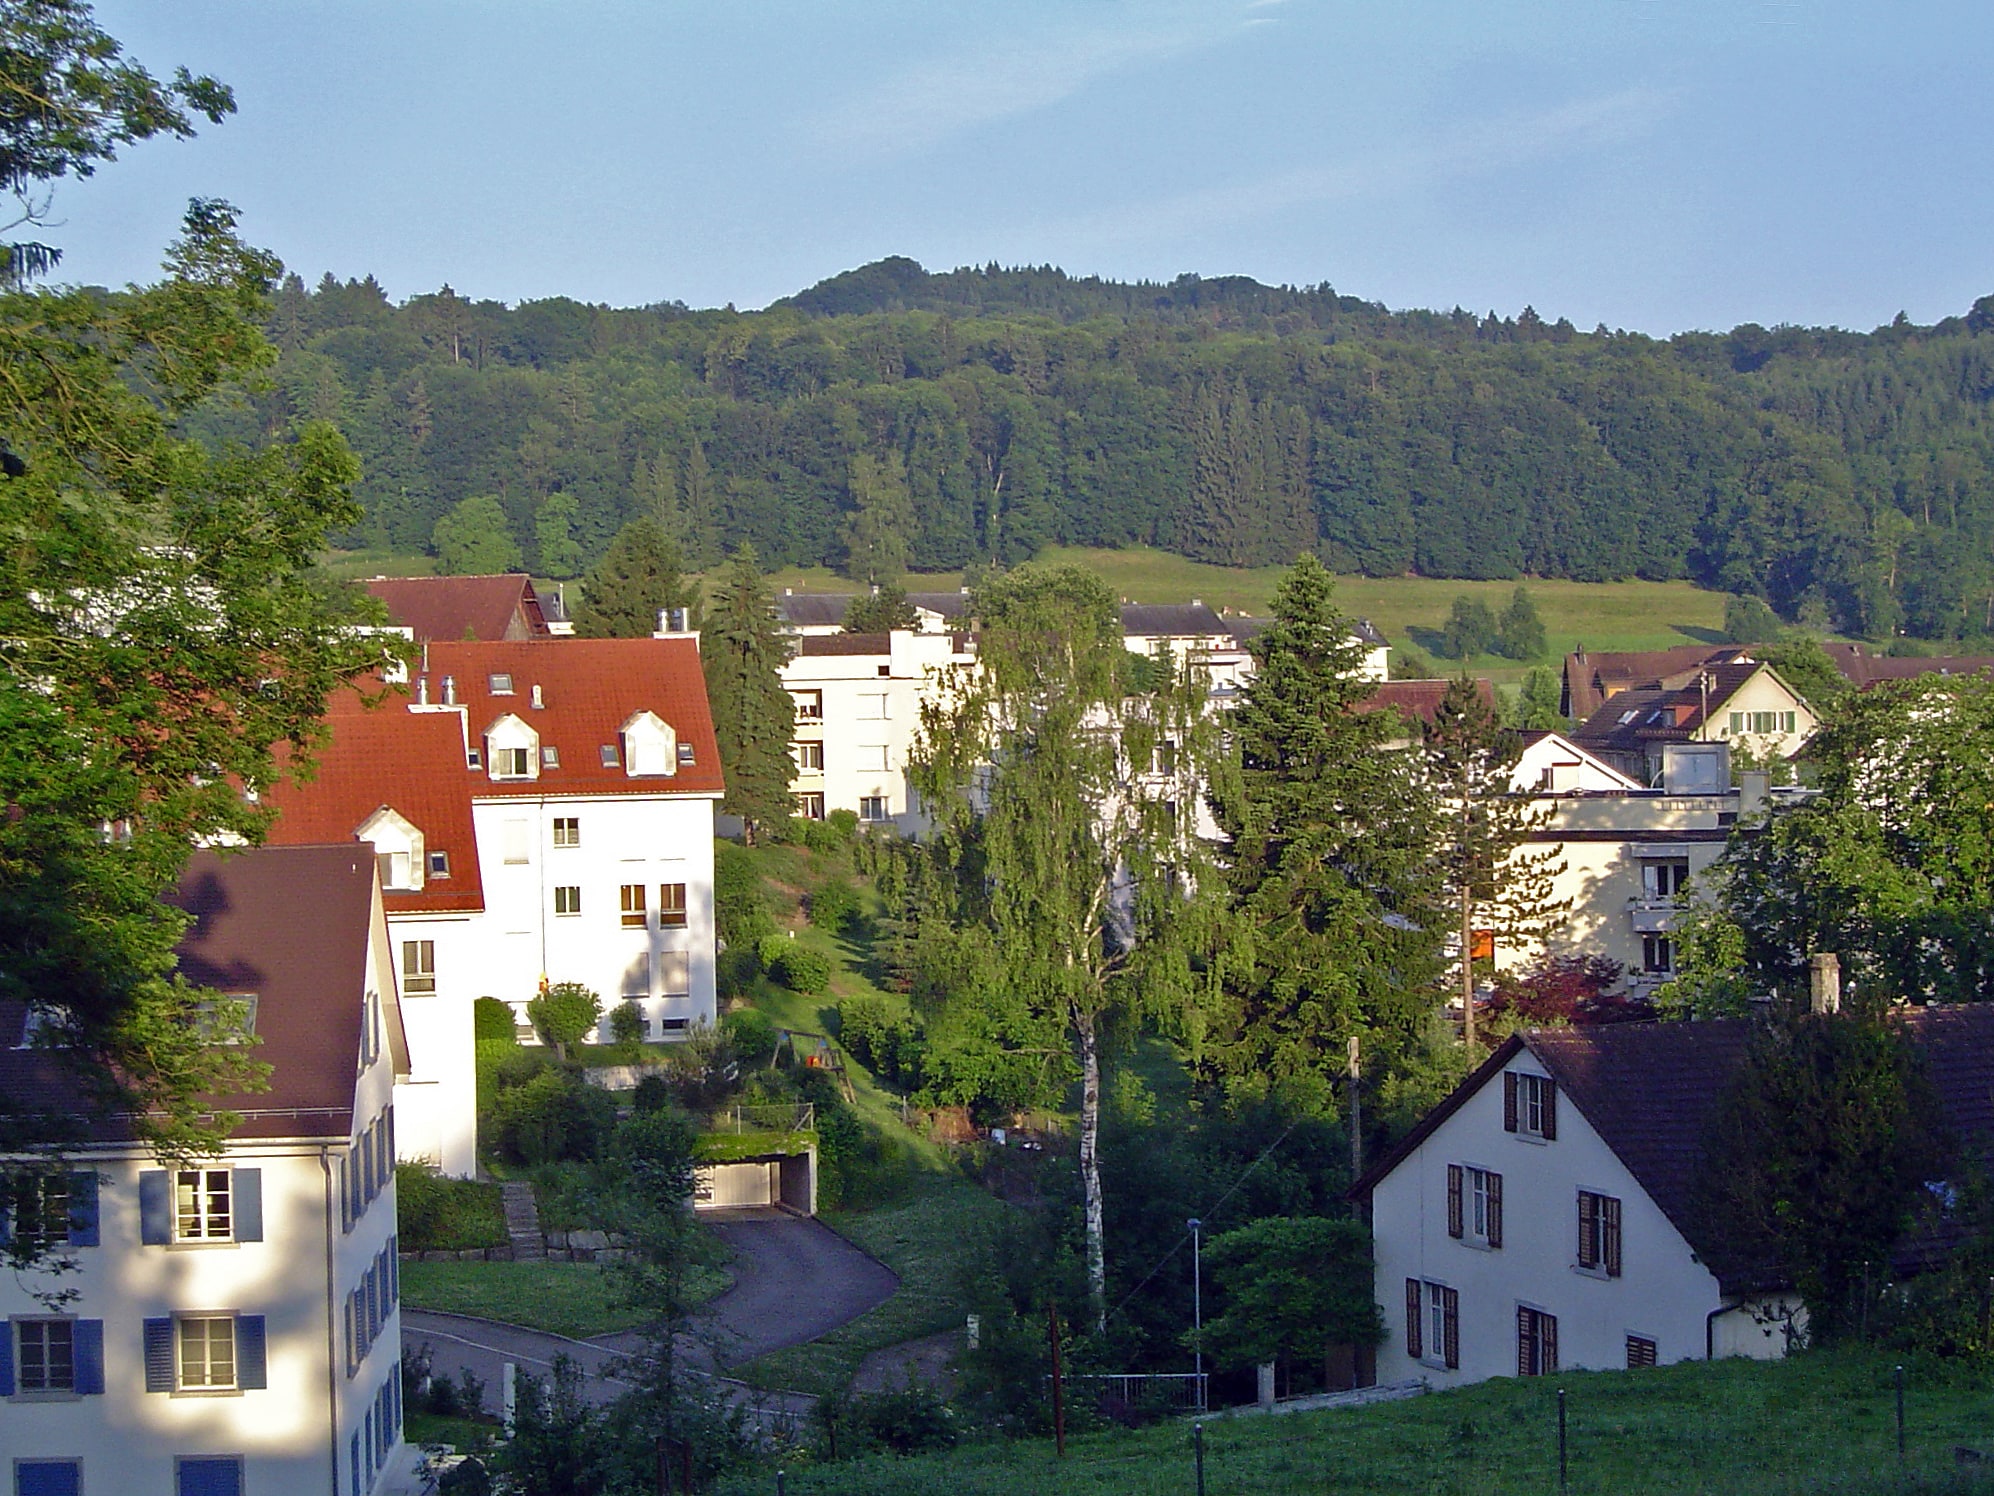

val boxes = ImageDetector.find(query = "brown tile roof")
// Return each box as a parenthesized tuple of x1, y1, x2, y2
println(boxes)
(0, 845, 380, 1144)
(365, 574, 551, 642)
(799, 632, 891, 656)
(263, 639, 723, 915)
(1562, 645, 1754, 719)
(1355, 678, 1496, 727)
(1355, 1006, 1994, 1295)
(1821, 642, 1994, 690)
(1568, 662, 1767, 754)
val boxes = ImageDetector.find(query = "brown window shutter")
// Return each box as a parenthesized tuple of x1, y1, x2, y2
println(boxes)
(1542, 1312, 1559, 1373)
(1517, 1306, 1533, 1376)
(1503, 1072, 1518, 1132)
(1578, 1191, 1598, 1268)
(1604, 1195, 1623, 1277)
(1487, 1171, 1503, 1248)
(1626, 1334, 1657, 1368)
(1446, 1164, 1464, 1239)
(1442, 1287, 1460, 1370)
(1542, 1079, 1557, 1140)
(1406, 1278, 1423, 1360)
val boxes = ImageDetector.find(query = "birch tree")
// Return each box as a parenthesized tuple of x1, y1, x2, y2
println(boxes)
(910, 564, 1223, 1327)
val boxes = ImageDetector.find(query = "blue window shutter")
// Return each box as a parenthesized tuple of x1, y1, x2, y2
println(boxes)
(144, 1316, 175, 1391)
(235, 1314, 267, 1389)
(177, 1458, 243, 1496)
(16, 1462, 82, 1496)
(73, 1318, 104, 1394)
(140, 1169, 171, 1245)
(67, 1171, 99, 1247)
(340, 1153, 353, 1234)
(232, 1168, 262, 1242)
(0, 1316, 15, 1395)
(350, 1432, 362, 1496)
(0, 1181, 12, 1246)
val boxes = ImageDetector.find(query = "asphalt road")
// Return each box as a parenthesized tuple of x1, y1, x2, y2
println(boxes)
(401, 1207, 898, 1428)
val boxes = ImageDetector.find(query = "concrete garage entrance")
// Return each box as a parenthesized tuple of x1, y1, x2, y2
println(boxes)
(693, 1148, 816, 1215)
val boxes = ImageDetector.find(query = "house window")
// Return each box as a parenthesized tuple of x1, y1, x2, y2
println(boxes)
(1642, 935, 1676, 975)
(1447, 1164, 1502, 1248)
(177, 1315, 237, 1390)
(659, 883, 688, 928)
(793, 690, 823, 723)
(859, 795, 889, 822)
(857, 692, 888, 720)
(1154, 739, 1178, 775)
(402, 940, 436, 995)
(488, 673, 514, 695)
(1729, 709, 1797, 736)
(856, 744, 889, 772)
(466, 747, 483, 770)
(1626, 1334, 1658, 1368)
(554, 886, 581, 916)
(1517, 1306, 1559, 1376)
(552, 816, 580, 847)
(620, 884, 647, 928)
(373, 849, 412, 889)
(427, 850, 451, 878)
(1640, 859, 1690, 899)
(175, 1170, 232, 1240)
(795, 792, 826, 821)
(494, 746, 531, 778)
(660, 951, 690, 996)
(16, 1317, 74, 1392)
(794, 741, 824, 772)
(176, 1458, 245, 1496)
(8, 1173, 70, 1250)
(1503, 1072, 1557, 1140)
(1577, 1190, 1623, 1276)
(541, 746, 560, 769)
(599, 745, 620, 768)
(502, 819, 530, 864)
(1405, 1279, 1458, 1370)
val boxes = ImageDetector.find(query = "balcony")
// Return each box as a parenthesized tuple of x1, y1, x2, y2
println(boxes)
(1627, 898, 1682, 935)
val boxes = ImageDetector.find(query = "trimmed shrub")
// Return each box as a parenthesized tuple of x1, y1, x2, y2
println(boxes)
(473, 995, 519, 1043)
(526, 981, 602, 1058)
(608, 1001, 646, 1047)
(808, 878, 859, 932)
(722, 1007, 780, 1066)
(771, 946, 833, 994)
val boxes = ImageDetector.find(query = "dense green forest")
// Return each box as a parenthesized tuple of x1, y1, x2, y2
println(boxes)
(191, 257, 1994, 641)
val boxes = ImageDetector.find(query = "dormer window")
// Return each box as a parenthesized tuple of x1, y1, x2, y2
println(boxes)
(485, 713, 541, 781)
(489, 672, 515, 695)
(356, 806, 425, 892)
(620, 710, 677, 777)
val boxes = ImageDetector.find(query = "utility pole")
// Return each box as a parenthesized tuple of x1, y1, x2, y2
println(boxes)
(1188, 1218, 1205, 1412)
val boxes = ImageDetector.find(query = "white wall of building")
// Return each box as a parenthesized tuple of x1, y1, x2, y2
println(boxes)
(1369, 1054, 1795, 1389)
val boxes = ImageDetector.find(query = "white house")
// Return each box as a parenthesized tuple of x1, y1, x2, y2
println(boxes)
(262, 637, 725, 1178)
(0, 845, 413, 1496)
(780, 628, 974, 834)
(1357, 1005, 1994, 1388)
(1570, 661, 1819, 784)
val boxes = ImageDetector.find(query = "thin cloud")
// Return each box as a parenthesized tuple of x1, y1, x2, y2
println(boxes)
(1051, 88, 1676, 248)
(811, 6, 1266, 159)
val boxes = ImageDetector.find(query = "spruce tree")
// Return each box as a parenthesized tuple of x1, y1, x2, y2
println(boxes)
(1496, 585, 1547, 660)
(573, 518, 697, 638)
(1205, 554, 1446, 1114)
(700, 545, 796, 843)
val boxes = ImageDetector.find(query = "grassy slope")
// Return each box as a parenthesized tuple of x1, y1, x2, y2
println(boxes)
(717, 1350, 1994, 1496)
(399, 1258, 730, 1339)
(726, 840, 1014, 1396)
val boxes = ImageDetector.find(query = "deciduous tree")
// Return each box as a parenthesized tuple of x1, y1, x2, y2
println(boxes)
(432, 493, 521, 574)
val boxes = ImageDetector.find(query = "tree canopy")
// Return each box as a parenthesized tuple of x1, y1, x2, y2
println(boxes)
(572, 516, 696, 638)
(699, 546, 795, 842)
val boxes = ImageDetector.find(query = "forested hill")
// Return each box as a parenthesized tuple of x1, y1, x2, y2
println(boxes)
(197, 260, 1994, 642)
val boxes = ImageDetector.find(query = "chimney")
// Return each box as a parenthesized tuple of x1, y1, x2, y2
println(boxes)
(1809, 952, 1841, 1015)
(530, 683, 545, 710)
(415, 675, 429, 706)
(441, 674, 456, 706)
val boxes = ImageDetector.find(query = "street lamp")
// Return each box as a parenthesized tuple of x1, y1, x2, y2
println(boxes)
(1188, 1217, 1205, 1412)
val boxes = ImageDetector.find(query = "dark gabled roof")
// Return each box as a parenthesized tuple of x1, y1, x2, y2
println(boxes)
(365, 574, 550, 642)
(1355, 1007, 1994, 1297)
(1120, 602, 1229, 639)
(1821, 643, 1994, 690)
(1569, 662, 1775, 753)
(0, 845, 381, 1145)
(798, 632, 891, 656)
(906, 591, 973, 620)
(1355, 678, 1496, 727)
(1562, 644, 1755, 720)
(1224, 614, 1385, 649)
(776, 591, 855, 628)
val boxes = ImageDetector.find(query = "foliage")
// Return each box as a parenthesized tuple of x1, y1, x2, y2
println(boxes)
(714, 839, 778, 948)
(607, 1000, 646, 1048)
(809, 877, 860, 932)
(431, 493, 521, 574)
(815, 1383, 959, 1459)
(1725, 593, 1786, 644)
(1516, 667, 1565, 729)
(771, 945, 834, 994)
(1678, 675, 1994, 1006)
(1485, 954, 1650, 1030)
(488, 1069, 617, 1167)
(720, 1005, 780, 1066)
(1758, 636, 1853, 711)
(1438, 596, 1499, 659)
(843, 449, 915, 581)
(1496, 586, 1548, 660)
(838, 994, 926, 1090)
(572, 515, 697, 637)
(701, 545, 797, 841)
(843, 579, 920, 633)
(473, 994, 518, 1042)
(1692, 1011, 1952, 1342)
(526, 980, 602, 1060)
(1198, 1215, 1384, 1372)
(1205, 554, 1446, 1116)
(533, 491, 582, 578)
(395, 1163, 507, 1252)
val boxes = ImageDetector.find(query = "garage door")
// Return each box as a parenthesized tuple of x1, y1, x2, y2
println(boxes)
(695, 1162, 772, 1208)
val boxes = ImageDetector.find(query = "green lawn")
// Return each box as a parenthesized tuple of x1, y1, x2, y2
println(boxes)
(717, 1349, 1994, 1496)
(400, 1257, 730, 1340)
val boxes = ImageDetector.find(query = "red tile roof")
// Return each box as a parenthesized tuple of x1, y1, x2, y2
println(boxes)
(263, 638, 722, 915)
(1356, 678, 1496, 727)
(1821, 642, 1994, 690)
(365, 574, 551, 642)
(0, 845, 379, 1144)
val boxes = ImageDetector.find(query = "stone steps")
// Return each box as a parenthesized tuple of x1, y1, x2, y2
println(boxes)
(500, 1180, 546, 1261)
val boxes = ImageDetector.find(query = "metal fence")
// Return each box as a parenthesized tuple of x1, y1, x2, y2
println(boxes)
(709, 1103, 816, 1135)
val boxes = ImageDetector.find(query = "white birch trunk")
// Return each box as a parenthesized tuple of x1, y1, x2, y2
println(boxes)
(1077, 1007, 1107, 1331)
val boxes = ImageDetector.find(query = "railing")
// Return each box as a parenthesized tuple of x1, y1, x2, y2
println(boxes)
(708, 1103, 815, 1135)
(1060, 1371, 1209, 1412)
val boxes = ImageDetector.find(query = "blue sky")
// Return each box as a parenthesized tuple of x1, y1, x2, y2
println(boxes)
(51, 2, 1994, 334)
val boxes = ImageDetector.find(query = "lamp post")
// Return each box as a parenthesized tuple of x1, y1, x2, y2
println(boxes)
(1188, 1217, 1204, 1412)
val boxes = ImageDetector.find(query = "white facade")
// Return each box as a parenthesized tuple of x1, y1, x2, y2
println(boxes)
(0, 857, 411, 1496)
(782, 629, 974, 835)
(1368, 1047, 1798, 1389)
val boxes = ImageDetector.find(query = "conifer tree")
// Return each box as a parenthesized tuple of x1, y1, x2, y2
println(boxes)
(700, 545, 796, 843)
(841, 450, 915, 582)
(535, 493, 582, 579)
(1205, 554, 1446, 1114)
(1422, 677, 1567, 1048)
(573, 517, 696, 637)
(1496, 585, 1547, 660)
